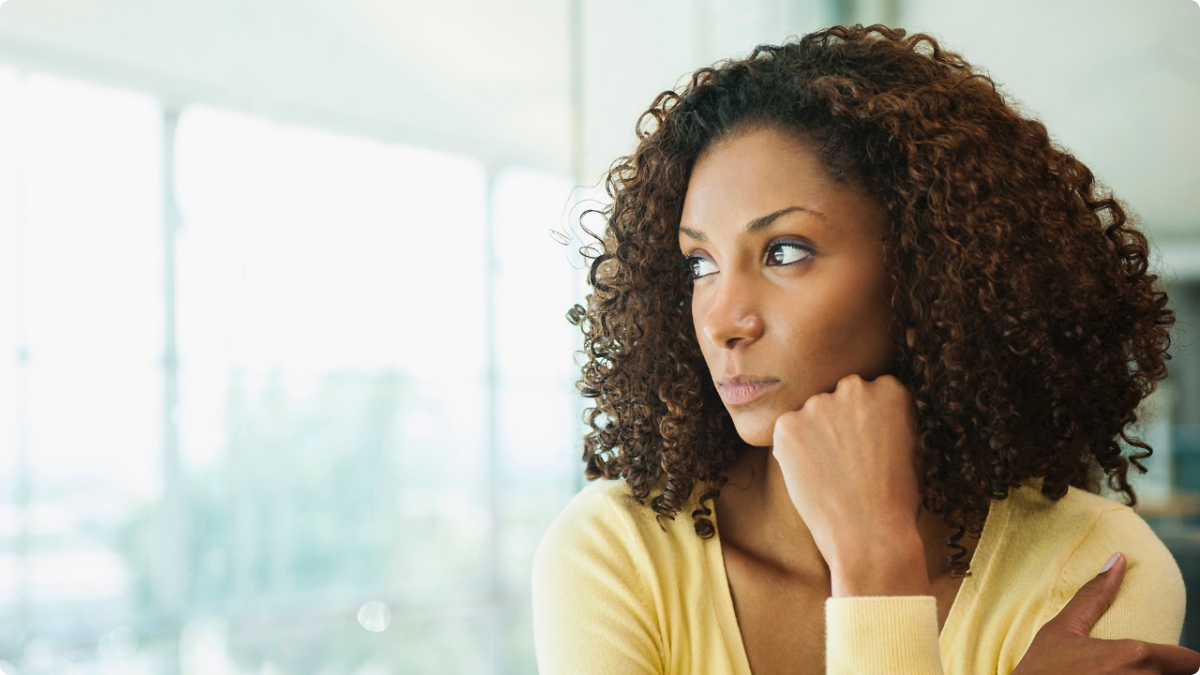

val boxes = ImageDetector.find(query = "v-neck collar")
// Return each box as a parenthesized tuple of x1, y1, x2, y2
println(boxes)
(703, 485, 1015, 674)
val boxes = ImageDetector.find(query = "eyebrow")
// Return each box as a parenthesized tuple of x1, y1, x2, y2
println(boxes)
(678, 206, 825, 242)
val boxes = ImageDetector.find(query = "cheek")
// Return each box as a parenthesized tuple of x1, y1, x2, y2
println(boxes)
(691, 303, 713, 363)
(824, 282, 895, 374)
(691, 302, 715, 369)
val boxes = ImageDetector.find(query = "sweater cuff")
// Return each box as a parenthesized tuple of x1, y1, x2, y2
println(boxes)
(825, 595, 943, 675)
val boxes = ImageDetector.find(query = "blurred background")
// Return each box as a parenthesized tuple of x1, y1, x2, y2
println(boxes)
(0, 0, 1196, 672)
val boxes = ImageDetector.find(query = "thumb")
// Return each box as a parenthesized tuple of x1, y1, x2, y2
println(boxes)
(1045, 552, 1126, 636)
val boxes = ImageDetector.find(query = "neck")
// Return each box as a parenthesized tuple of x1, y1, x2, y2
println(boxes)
(717, 447, 974, 582)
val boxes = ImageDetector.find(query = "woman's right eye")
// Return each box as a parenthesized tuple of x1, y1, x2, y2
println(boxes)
(687, 255, 718, 279)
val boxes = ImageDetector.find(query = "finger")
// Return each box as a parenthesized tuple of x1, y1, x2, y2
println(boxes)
(1138, 642, 1200, 675)
(1044, 552, 1126, 636)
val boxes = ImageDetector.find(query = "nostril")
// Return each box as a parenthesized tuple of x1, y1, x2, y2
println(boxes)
(703, 312, 763, 349)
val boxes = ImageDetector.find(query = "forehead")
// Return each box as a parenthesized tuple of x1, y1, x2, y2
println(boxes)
(680, 127, 885, 239)
(696, 127, 833, 188)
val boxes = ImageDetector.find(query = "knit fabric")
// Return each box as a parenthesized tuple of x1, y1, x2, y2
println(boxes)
(532, 477, 1185, 674)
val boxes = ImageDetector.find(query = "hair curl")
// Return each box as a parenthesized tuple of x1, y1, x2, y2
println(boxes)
(567, 24, 1175, 576)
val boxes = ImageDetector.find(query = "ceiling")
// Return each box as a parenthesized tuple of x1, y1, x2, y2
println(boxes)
(0, 0, 1196, 249)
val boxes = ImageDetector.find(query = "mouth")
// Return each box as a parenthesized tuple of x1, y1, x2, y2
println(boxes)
(717, 376, 780, 406)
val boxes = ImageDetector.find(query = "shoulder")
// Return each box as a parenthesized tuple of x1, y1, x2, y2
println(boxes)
(539, 478, 655, 537)
(531, 479, 693, 675)
(1005, 480, 1185, 643)
(1007, 481, 1179, 578)
(1003, 479, 1131, 535)
(533, 478, 696, 576)
(534, 480, 654, 566)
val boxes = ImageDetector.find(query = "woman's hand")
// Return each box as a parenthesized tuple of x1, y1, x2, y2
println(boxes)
(771, 372, 928, 597)
(1012, 552, 1200, 675)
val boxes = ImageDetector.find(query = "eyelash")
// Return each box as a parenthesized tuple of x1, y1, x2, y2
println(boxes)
(680, 241, 814, 280)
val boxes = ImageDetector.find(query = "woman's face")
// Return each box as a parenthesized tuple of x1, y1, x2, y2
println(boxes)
(679, 126, 896, 447)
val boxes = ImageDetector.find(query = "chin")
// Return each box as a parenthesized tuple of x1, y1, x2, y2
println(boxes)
(727, 408, 777, 448)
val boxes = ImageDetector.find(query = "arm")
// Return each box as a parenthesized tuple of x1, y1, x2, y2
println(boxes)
(531, 488, 663, 675)
(771, 374, 947, 674)
(825, 512, 1193, 675)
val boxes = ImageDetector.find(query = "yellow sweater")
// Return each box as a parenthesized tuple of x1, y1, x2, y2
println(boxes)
(532, 477, 1186, 674)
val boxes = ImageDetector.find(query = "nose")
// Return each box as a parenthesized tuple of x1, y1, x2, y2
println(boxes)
(698, 275, 764, 350)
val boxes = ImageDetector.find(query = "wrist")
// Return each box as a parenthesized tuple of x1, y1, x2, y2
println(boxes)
(829, 535, 930, 598)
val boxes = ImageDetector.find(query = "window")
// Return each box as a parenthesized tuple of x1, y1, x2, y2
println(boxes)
(0, 68, 582, 674)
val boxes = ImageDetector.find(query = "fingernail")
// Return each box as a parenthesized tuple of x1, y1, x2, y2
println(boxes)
(1100, 552, 1121, 574)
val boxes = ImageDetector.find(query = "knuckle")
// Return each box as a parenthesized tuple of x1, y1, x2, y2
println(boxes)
(1129, 640, 1151, 663)
(802, 392, 828, 410)
(775, 412, 802, 435)
(880, 375, 906, 396)
(1115, 639, 1150, 664)
(891, 381, 909, 398)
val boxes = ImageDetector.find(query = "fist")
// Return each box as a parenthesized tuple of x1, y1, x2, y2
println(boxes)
(772, 373, 924, 572)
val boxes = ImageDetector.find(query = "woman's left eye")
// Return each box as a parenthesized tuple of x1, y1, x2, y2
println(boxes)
(766, 241, 813, 266)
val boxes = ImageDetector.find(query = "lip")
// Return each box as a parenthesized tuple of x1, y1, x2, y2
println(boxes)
(717, 376, 780, 406)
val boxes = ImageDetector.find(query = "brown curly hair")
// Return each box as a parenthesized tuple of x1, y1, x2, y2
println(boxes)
(566, 24, 1175, 576)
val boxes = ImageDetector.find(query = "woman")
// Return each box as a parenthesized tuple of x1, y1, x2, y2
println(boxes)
(533, 24, 1198, 674)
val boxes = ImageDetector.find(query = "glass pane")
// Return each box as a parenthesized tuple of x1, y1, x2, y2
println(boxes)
(176, 106, 487, 377)
(21, 73, 162, 361)
(172, 105, 494, 672)
(0, 71, 163, 669)
(170, 610, 492, 675)
(170, 370, 488, 603)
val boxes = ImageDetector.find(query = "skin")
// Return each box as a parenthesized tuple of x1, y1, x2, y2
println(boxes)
(680, 126, 896, 449)
(679, 125, 979, 672)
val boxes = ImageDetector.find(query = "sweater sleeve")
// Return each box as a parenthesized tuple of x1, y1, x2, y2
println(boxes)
(531, 486, 664, 675)
(825, 595, 945, 675)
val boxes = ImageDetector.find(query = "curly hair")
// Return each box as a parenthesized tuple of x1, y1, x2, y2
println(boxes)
(567, 24, 1175, 576)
